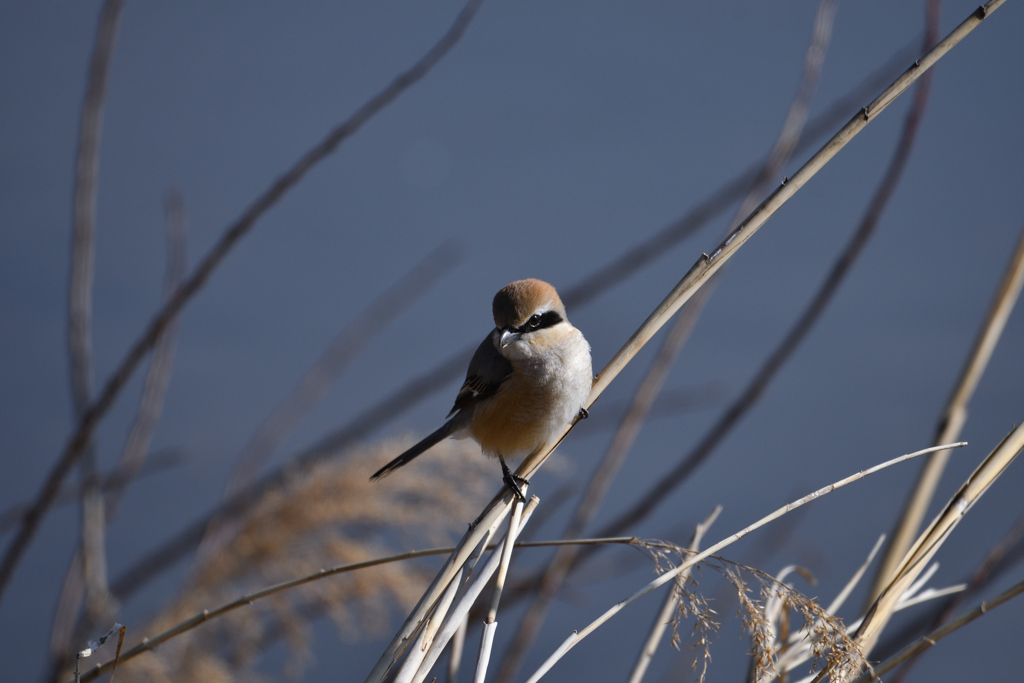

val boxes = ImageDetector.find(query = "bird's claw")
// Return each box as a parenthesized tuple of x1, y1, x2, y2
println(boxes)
(500, 457, 530, 502)
(578, 407, 589, 420)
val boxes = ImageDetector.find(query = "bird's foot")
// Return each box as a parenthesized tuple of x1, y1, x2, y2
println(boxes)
(500, 457, 530, 502)
(578, 407, 589, 420)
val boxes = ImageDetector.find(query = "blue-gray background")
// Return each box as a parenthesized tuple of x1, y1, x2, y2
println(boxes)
(2, 1, 1022, 681)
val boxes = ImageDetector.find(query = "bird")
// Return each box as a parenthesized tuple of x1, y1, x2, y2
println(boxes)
(370, 278, 593, 499)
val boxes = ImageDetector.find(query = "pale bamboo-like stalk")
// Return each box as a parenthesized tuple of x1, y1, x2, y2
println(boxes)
(371, 5, 1006, 677)
(410, 497, 540, 683)
(825, 535, 886, 617)
(473, 623, 496, 683)
(364, 497, 516, 682)
(487, 493, 526, 622)
(626, 506, 721, 683)
(521, 443, 965, 683)
(848, 577, 1024, 683)
(848, 422, 1024, 667)
(472, 494, 526, 683)
(869, 222, 1024, 603)
(396, 568, 464, 683)
(448, 618, 467, 683)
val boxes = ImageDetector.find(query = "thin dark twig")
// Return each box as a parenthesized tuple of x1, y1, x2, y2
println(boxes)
(591, 15, 938, 545)
(105, 40, 916, 603)
(0, 0, 485, 605)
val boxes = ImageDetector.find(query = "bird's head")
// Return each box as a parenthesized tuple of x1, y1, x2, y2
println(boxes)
(491, 278, 570, 355)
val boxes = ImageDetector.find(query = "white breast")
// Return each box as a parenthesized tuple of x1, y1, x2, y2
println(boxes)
(511, 324, 593, 434)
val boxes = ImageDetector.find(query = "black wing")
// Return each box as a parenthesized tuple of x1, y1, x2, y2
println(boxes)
(447, 331, 513, 417)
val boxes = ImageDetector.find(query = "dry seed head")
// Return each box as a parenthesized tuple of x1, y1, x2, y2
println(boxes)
(83, 438, 493, 683)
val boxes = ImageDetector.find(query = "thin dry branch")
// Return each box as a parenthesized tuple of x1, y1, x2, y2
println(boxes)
(102, 45, 917, 602)
(0, 0, 486, 603)
(472, 494, 528, 683)
(405, 498, 541, 683)
(78, 545, 464, 683)
(732, 0, 840, 226)
(592, 0, 939, 545)
(557, 37, 917, 309)
(870, 221, 1024, 603)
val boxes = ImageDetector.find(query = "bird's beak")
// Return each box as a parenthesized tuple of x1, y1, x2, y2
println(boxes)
(499, 327, 520, 348)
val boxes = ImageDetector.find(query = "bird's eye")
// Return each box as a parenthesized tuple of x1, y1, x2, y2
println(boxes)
(528, 314, 542, 328)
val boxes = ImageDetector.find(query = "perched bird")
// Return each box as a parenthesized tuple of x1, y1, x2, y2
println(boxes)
(371, 278, 593, 498)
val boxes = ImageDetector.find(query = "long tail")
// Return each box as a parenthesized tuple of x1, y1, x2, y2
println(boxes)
(370, 419, 457, 481)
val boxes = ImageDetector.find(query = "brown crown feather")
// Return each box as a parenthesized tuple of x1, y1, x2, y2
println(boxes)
(491, 278, 566, 328)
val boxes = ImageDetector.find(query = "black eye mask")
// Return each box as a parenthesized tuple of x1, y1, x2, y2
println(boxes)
(521, 310, 563, 333)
